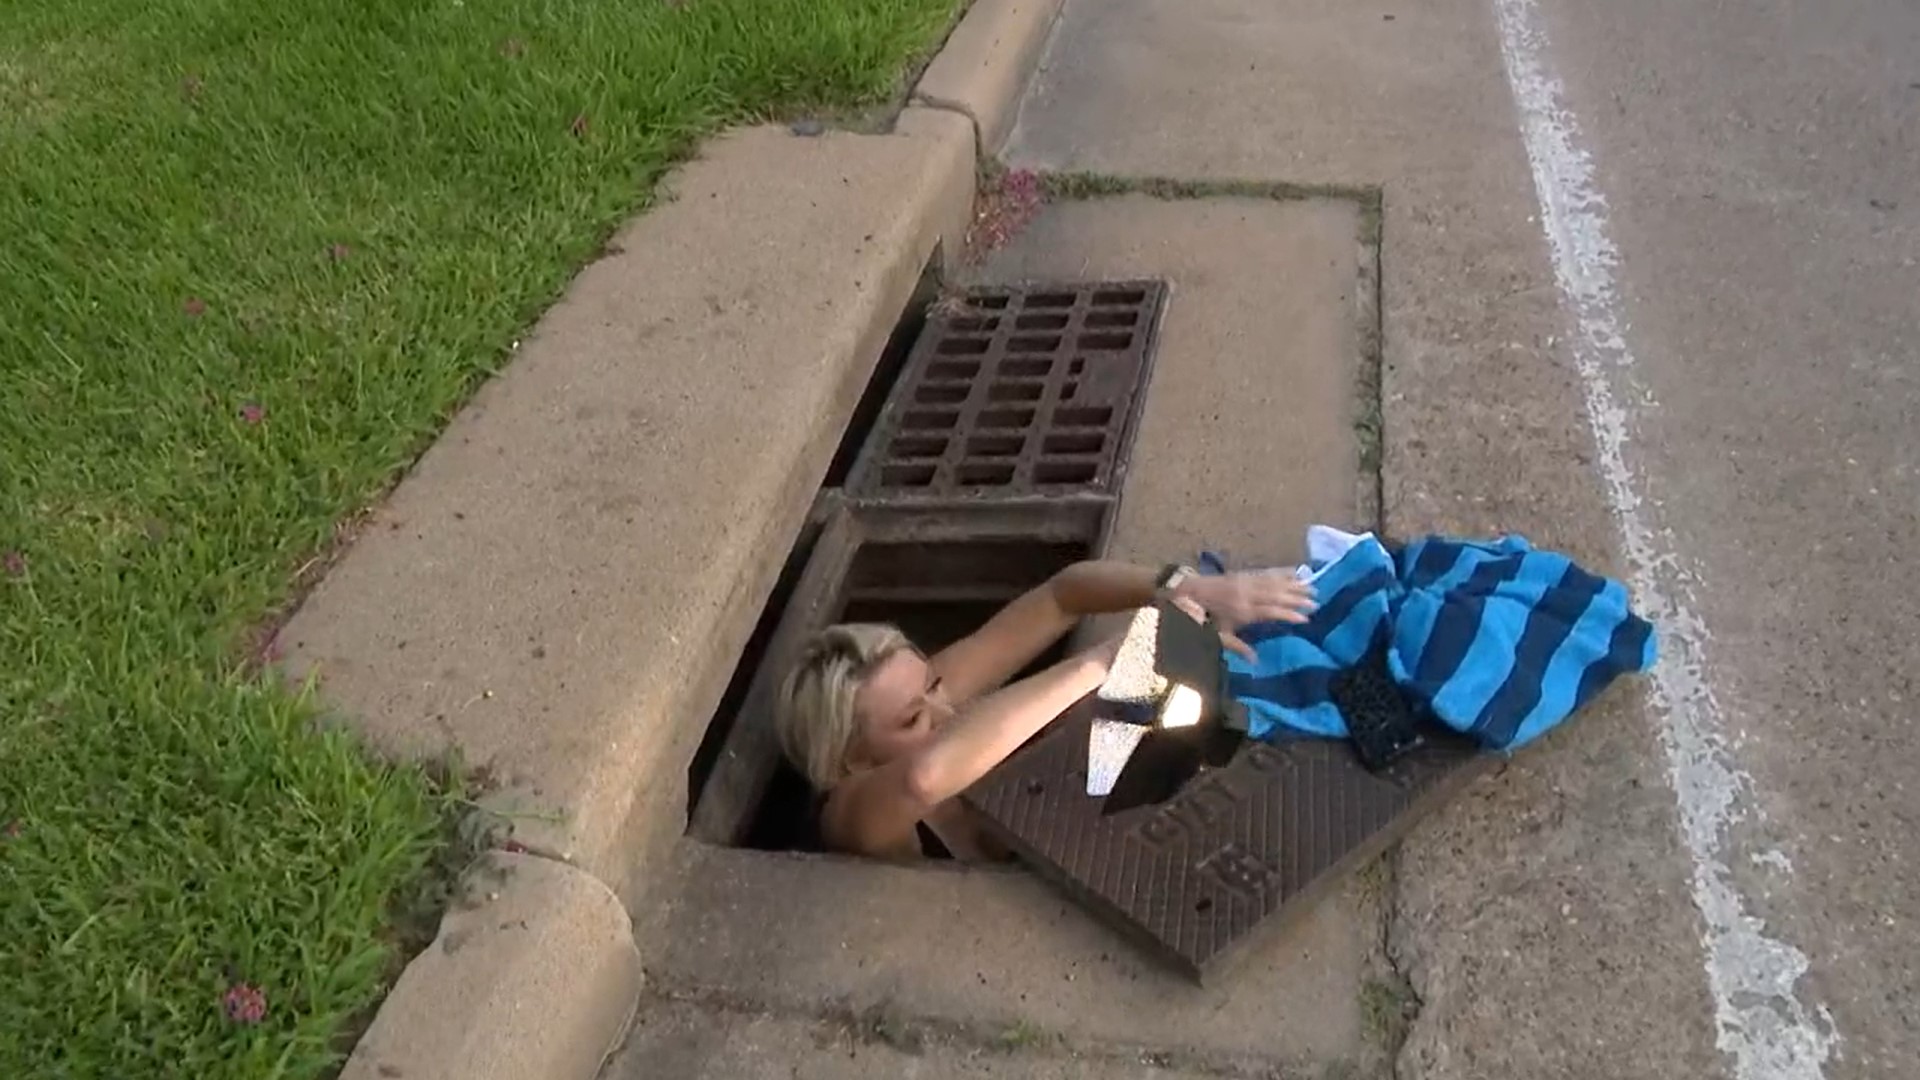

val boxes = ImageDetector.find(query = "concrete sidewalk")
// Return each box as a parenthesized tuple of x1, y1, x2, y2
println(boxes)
(1003, 0, 1720, 1077)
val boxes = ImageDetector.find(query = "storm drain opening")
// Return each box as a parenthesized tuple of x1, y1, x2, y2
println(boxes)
(684, 258, 945, 820)
(687, 497, 1111, 851)
(846, 281, 1169, 500)
(683, 269, 1485, 983)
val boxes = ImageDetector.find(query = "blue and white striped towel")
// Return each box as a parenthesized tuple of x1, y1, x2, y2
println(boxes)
(1216, 530, 1657, 752)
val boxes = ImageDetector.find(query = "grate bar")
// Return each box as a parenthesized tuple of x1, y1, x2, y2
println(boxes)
(847, 281, 1168, 499)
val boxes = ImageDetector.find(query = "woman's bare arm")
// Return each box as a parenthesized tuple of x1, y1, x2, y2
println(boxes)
(825, 640, 1117, 856)
(930, 559, 1316, 702)
(929, 560, 1160, 704)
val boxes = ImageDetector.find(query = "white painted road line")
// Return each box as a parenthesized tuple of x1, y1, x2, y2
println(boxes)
(1488, 0, 1838, 1076)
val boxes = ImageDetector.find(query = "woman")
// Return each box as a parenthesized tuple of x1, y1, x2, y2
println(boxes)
(773, 559, 1318, 861)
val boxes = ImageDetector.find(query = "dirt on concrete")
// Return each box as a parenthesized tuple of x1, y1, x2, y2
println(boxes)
(605, 997, 1279, 1080)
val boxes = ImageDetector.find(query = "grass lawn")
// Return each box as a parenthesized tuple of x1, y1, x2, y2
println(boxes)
(0, 0, 960, 1075)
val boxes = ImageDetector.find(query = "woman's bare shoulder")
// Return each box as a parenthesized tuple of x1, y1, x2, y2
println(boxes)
(817, 773, 914, 859)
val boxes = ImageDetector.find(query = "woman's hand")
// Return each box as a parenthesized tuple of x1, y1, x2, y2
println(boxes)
(1176, 570, 1318, 660)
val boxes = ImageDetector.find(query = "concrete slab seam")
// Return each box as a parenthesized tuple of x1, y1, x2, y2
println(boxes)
(910, 0, 1068, 158)
(1373, 847, 1422, 1079)
(1491, 0, 1837, 1076)
(639, 978, 1312, 1079)
(1354, 198, 1386, 534)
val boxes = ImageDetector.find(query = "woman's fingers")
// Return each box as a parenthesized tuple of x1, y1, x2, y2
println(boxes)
(1218, 629, 1257, 661)
(1180, 570, 1319, 633)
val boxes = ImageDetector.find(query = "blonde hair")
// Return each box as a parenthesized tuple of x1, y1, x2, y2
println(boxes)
(775, 622, 913, 791)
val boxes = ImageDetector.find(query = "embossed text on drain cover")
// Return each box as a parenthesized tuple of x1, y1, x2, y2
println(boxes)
(846, 281, 1167, 499)
(965, 700, 1490, 981)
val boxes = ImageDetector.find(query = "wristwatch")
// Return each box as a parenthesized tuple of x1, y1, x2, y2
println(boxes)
(1154, 562, 1196, 600)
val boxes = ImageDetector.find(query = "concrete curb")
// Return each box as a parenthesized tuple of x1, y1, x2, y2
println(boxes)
(297, 1, 1068, 1076)
(341, 854, 642, 1080)
(914, 0, 1065, 155)
(304, 106, 973, 1080)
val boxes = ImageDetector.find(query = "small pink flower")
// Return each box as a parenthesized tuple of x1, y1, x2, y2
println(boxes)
(500, 838, 529, 854)
(239, 402, 265, 425)
(569, 113, 589, 138)
(222, 982, 267, 1024)
(1, 550, 24, 578)
(184, 297, 207, 317)
(326, 242, 351, 262)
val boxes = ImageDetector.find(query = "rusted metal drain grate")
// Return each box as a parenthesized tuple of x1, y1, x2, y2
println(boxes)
(846, 281, 1168, 499)
(965, 701, 1491, 981)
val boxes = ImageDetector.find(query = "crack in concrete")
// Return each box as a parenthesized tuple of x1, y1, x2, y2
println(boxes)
(637, 976, 1318, 1078)
(1372, 848, 1424, 1080)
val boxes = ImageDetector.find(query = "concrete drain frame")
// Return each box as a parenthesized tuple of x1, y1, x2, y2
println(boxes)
(686, 277, 1489, 983)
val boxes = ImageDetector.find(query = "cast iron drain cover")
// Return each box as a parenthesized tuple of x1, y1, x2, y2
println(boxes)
(965, 700, 1490, 981)
(846, 281, 1168, 499)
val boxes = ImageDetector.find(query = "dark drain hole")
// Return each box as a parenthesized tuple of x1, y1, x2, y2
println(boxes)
(1008, 334, 1064, 353)
(1055, 406, 1114, 428)
(1085, 310, 1139, 328)
(903, 409, 960, 430)
(958, 462, 1017, 486)
(1036, 461, 1099, 485)
(915, 384, 970, 404)
(1043, 432, 1103, 455)
(1194, 897, 1214, 914)
(988, 381, 1044, 403)
(881, 464, 937, 486)
(980, 407, 1036, 429)
(948, 317, 999, 332)
(1078, 332, 1133, 351)
(937, 337, 991, 355)
(999, 357, 1051, 378)
(1025, 293, 1076, 308)
(966, 435, 1024, 457)
(1015, 313, 1071, 330)
(971, 295, 1011, 310)
(929, 360, 981, 379)
(891, 436, 947, 459)
(1093, 289, 1147, 305)
(719, 535, 1091, 853)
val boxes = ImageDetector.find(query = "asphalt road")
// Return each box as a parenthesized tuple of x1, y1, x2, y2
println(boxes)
(1522, 0, 1920, 1074)
(1008, 0, 1918, 1075)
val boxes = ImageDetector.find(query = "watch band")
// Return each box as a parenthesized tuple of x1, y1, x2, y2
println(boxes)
(1154, 562, 1195, 597)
